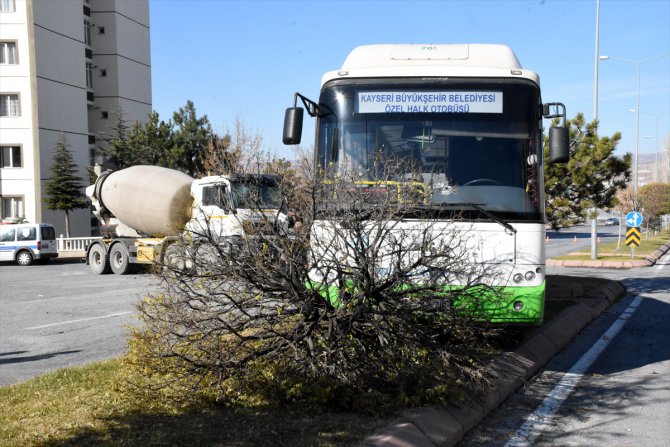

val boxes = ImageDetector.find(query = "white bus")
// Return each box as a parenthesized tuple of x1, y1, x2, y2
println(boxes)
(283, 44, 569, 324)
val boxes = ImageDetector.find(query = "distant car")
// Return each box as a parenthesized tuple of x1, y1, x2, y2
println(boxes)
(0, 223, 59, 265)
(605, 217, 618, 226)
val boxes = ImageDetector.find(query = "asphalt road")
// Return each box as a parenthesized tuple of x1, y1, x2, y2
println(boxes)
(545, 222, 625, 259)
(459, 250, 670, 446)
(0, 258, 157, 386)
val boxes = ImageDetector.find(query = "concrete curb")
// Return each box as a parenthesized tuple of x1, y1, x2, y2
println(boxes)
(361, 276, 626, 447)
(547, 240, 670, 269)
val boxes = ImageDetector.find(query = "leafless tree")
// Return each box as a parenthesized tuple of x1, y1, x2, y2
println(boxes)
(129, 160, 504, 407)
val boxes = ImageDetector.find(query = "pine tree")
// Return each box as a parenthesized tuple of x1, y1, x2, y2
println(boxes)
(544, 114, 632, 230)
(97, 107, 132, 169)
(171, 100, 214, 176)
(44, 133, 88, 237)
(127, 111, 175, 167)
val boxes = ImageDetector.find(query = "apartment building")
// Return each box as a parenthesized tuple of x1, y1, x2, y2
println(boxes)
(0, 0, 151, 236)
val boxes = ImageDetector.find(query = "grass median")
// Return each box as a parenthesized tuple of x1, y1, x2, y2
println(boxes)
(0, 359, 388, 447)
(552, 228, 670, 262)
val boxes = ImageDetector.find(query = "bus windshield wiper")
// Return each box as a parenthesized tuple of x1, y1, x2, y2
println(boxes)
(465, 203, 517, 235)
(427, 202, 517, 235)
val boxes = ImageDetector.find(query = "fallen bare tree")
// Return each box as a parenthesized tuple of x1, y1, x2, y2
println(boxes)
(127, 161, 505, 409)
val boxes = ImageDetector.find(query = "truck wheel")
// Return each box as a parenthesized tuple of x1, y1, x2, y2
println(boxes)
(110, 243, 132, 275)
(16, 250, 34, 266)
(88, 244, 111, 274)
(162, 243, 194, 274)
(162, 243, 181, 271)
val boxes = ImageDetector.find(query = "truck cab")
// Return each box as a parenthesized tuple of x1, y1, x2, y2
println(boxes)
(188, 173, 287, 240)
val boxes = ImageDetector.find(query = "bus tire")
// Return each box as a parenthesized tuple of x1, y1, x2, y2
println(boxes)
(109, 243, 132, 275)
(88, 243, 111, 274)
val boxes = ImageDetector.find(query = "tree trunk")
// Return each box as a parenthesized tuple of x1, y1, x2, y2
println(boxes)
(65, 210, 71, 238)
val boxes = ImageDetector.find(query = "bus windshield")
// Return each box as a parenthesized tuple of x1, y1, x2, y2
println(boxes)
(316, 79, 544, 221)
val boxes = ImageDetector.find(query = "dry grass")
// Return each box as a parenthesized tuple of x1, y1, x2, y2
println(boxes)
(0, 360, 389, 447)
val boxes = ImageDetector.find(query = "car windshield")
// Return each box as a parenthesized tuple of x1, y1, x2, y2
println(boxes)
(315, 78, 545, 221)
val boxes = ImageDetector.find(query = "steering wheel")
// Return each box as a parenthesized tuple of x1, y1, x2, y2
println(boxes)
(462, 178, 502, 186)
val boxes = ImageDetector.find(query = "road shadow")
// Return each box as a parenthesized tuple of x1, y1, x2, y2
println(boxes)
(0, 258, 84, 267)
(0, 350, 82, 365)
(476, 371, 668, 447)
(588, 296, 670, 375)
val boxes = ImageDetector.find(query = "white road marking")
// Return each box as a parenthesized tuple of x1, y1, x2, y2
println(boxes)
(21, 288, 149, 304)
(25, 311, 133, 330)
(504, 295, 644, 447)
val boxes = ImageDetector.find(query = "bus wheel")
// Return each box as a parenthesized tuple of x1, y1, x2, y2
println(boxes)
(16, 250, 34, 266)
(88, 244, 111, 274)
(110, 243, 132, 275)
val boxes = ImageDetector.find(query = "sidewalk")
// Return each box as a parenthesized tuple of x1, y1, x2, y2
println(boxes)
(362, 275, 626, 447)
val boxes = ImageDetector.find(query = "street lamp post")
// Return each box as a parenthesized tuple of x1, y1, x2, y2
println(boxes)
(593, 0, 601, 121)
(642, 112, 669, 182)
(599, 53, 670, 196)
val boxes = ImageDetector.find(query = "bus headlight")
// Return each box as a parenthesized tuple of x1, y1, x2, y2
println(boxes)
(525, 271, 536, 281)
(513, 301, 524, 311)
(513, 273, 524, 284)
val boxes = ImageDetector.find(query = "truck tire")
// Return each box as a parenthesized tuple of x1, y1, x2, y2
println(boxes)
(16, 250, 34, 266)
(161, 243, 183, 272)
(88, 243, 111, 274)
(110, 243, 132, 275)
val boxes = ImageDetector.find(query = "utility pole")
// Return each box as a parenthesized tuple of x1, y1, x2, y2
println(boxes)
(591, 0, 601, 260)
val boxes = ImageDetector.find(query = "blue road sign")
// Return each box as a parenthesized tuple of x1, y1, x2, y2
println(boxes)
(626, 211, 643, 227)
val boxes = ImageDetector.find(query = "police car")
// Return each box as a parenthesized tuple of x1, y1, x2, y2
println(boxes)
(0, 223, 59, 266)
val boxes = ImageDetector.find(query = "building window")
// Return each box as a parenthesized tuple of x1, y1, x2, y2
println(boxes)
(0, 0, 15, 12)
(0, 42, 17, 64)
(89, 147, 98, 165)
(101, 111, 108, 119)
(83, 4, 90, 16)
(84, 20, 92, 45)
(0, 146, 21, 168)
(1, 196, 24, 219)
(98, 26, 105, 34)
(99, 68, 107, 77)
(86, 62, 93, 88)
(0, 94, 20, 116)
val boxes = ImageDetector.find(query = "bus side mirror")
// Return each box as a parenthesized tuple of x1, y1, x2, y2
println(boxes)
(283, 107, 304, 145)
(549, 126, 569, 164)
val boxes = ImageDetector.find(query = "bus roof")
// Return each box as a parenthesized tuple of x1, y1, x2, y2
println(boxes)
(321, 44, 540, 87)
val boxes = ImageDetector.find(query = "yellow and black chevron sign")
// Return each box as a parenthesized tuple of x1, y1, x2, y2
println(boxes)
(626, 227, 641, 247)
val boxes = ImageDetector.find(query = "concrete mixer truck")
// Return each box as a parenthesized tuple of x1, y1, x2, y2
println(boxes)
(85, 165, 287, 275)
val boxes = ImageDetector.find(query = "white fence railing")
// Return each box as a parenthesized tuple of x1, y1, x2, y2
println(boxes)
(57, 236, 102, 255)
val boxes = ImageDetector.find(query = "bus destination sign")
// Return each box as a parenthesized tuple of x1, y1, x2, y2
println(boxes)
(356, 91, 503, 114)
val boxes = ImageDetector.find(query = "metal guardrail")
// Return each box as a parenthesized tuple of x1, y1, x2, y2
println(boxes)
(57, 236, 102, 256)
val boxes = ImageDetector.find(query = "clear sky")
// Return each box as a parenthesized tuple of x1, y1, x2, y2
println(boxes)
(149, 0, 670, 161)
